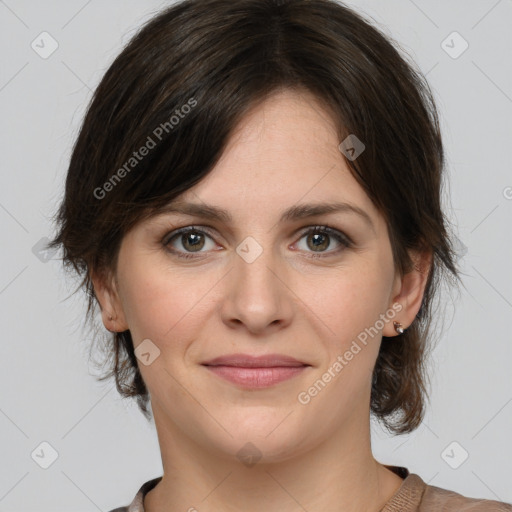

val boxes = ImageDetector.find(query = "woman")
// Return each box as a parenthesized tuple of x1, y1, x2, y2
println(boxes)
(49, 0, 512, 510)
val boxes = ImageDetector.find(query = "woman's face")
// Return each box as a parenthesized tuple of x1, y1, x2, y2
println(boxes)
(100, 89, 416, 462)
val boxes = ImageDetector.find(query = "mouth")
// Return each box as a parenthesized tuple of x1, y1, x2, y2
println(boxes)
(201, 353, 311, 388)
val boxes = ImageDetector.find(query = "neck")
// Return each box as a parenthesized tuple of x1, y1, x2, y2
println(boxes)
(144, 401, 404, 512)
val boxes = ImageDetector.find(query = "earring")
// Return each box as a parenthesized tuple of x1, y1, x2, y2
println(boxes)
(393, 321, 404, 334)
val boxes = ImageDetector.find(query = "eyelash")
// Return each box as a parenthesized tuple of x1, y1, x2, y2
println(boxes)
(162, 225, 353, 260)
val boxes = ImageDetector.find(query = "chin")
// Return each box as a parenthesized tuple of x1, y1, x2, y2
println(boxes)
(200, 413, 311, 465)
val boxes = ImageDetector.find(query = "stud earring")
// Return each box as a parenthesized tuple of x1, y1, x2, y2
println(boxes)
(393, 321, 404, 334)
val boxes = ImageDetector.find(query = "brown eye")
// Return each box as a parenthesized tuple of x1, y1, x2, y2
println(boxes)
(179, 231, 205, 252)
(307, 232, 330, 252)
(164, 227, 216, 259)
(295, 226, 352, 257)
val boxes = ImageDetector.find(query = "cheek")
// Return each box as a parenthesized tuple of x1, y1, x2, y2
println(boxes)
(117, 256, 226, 363)
(303, 270, 389, 411)
(305, 257, 394, 396)
(305, 261, 392, 341)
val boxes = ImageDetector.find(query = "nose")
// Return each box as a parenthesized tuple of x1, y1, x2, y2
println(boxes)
(220, 238, 294, 335)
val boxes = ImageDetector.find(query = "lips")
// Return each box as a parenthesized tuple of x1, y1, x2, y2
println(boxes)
(201, 353, 311, 388)
(201, 353, 309, 368)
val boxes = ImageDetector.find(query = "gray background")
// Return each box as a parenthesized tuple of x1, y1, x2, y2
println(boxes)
(1, 0, 511, 510)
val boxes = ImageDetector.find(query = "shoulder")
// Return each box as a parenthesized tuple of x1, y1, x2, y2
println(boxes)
(105, 476, 162, 512)
(420, 479, 512, 511)
(382, 468, 512, 512)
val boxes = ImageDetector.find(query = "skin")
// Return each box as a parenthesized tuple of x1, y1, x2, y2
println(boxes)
(93, 88, 431, 512)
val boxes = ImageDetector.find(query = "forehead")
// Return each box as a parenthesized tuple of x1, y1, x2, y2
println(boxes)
(223, 88, 340, 159)
(170, 89, 380, 224)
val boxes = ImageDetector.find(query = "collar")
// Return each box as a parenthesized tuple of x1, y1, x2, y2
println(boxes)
(126, 466, 426, 512)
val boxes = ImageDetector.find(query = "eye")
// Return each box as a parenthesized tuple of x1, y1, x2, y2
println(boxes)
(163, 226, 218, 259)
(162, 224, 353, 260)
(294, 225, 352, 258)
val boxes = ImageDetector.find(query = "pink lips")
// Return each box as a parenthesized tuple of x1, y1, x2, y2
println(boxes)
(201, 353, 310, 388)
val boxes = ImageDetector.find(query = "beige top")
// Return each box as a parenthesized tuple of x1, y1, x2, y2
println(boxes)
(108, 466, 512, 512)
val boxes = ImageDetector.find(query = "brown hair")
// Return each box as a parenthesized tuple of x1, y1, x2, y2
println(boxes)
(49, 0, 461, 434)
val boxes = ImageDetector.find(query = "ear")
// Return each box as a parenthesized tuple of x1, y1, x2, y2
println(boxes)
(383, 248, 432, 338)
(90, 268, 129, 332)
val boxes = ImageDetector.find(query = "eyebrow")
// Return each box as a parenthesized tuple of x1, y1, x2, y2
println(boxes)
(157, 200, 375, 233)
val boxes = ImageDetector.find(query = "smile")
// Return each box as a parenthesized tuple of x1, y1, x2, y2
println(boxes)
(202, 365, 309, 388)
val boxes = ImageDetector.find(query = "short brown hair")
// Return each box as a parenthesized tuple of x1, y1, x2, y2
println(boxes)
(49, 0, 461, 434)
